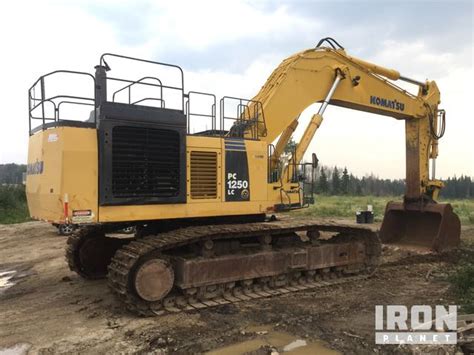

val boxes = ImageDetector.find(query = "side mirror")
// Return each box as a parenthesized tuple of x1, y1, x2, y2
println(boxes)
(312, 153, 319, 169)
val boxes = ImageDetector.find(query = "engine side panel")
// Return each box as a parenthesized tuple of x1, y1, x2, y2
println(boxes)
(27, 125, 271, 224)
(98, 136, 271, 222)
(26, 127, 98, 224)
(97, 102, 187, 206)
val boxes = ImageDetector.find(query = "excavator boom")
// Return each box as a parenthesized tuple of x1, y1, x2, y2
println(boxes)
(249, 38, 460, 251)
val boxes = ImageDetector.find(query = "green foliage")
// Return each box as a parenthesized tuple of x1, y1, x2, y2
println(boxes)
(317, 167, 329, 194)
(450, 262, 474, 313)
(441, 175, 473, 199)
(284, 137, 297, 154)
(314, 165, 406, 197)
(312, 164, 473, 199)
(341, 167, 350, 195)
(445, 199, 474, 225)
(0, 185, 30, 224)
(301, 195, 474, 225)
(0, 163, 26, 184)
(301, 195, 391, 222)
(331, 166, 341, 194)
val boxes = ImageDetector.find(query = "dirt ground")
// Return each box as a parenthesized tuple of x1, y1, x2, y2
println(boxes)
(0, 221, 473, 354)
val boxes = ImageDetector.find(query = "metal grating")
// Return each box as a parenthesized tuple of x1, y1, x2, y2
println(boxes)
(111, 126, 180, 198)
(190, 151, 218, 199)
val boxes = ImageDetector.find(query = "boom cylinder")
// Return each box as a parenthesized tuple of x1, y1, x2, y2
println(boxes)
(318, 73, 343, 115)
(293, 71, 343, 165)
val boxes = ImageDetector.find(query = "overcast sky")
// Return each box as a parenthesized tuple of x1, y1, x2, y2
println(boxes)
(0, 0, 472, 179)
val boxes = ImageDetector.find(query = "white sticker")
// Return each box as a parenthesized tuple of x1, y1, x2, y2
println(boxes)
(71, 210, 94, 223)
(48, 133, 58, 142)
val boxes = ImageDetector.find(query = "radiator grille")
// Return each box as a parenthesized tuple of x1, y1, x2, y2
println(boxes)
(190, 151, 218, 199)
(111, 126, 180, 198)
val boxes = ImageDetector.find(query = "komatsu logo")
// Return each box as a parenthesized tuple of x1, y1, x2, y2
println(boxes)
(27, 160, 44, 175)
(370, 96, 405, 111)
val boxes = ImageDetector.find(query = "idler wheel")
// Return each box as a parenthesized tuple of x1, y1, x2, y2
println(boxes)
(133, 259, 174, 302)
(67, 227, 128, 279)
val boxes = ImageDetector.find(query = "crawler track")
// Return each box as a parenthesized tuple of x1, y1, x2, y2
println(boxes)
(107, 218, 381, 316)
(66, 227, 130, 279)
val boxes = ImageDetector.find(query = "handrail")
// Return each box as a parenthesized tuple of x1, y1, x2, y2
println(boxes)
(57, 101, 95, 120)
(28, 70, 95, 93)
(28, 70, 96, 134)
(111, 76, 163, 104)
(107, 77, 179, 90)
(27, 55, 269, 141)
(29, 99, 57, 119)
(186, 91, 217, 134)
(30, 95, 94, 112)
(100, 53, 185, 110)
(131, 98, 165, 107)
(219, 96, 266, 140)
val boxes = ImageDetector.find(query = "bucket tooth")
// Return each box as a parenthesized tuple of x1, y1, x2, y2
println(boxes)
(379, 201, 461, 252)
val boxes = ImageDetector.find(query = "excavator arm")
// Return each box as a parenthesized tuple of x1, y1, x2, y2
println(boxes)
(251, 43, 439, 198)
(248, 38, 460, 252)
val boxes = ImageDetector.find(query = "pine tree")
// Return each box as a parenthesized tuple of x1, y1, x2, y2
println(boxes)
(318, 167, 329, 194)
(284, 137, 297, 154)
(341, 167, 350, 195)
(332, 166, 341, 195)
(0, 164, 27, 185)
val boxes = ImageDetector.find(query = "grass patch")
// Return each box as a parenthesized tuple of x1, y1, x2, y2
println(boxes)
(299, 195, 474, 225)
(300, 195, 399, 222)
(0, 185, 30, 224)
(450, 261, 474, 313)
(444, 199, 474, 225)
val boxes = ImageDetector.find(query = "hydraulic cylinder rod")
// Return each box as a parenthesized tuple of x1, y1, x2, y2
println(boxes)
(318, 73, 343, 115)
(293, 72, 344, 165)
(348, 55, 426, 87)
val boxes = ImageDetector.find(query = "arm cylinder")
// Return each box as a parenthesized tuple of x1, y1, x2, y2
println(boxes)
(347, 55, 400, 81)
(348, 55, 427, 88)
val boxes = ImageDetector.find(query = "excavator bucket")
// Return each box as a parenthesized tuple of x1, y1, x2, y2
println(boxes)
(379, 201, 461, 253)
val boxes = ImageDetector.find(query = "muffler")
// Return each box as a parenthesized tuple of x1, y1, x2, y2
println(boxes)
(379, 201, 461, 252)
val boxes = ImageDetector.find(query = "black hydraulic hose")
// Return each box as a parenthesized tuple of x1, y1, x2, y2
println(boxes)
(426, 104, 446, 140)
(315, 37, 345, 50)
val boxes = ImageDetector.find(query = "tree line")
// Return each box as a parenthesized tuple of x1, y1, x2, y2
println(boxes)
(0, 163, 473, 199)
(0, 163, 26, 185)
(312, 165, 473, 199)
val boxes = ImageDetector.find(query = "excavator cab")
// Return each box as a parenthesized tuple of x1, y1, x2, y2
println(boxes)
(380, 201, 461, 252)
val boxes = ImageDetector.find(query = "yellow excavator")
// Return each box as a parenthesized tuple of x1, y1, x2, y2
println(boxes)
(26, 38, 460, 315)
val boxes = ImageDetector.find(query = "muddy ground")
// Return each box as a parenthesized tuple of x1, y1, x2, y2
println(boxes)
(0, 221, 473, 354)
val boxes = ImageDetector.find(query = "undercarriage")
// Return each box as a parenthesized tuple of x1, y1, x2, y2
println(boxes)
(66, 217, 381, 316)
